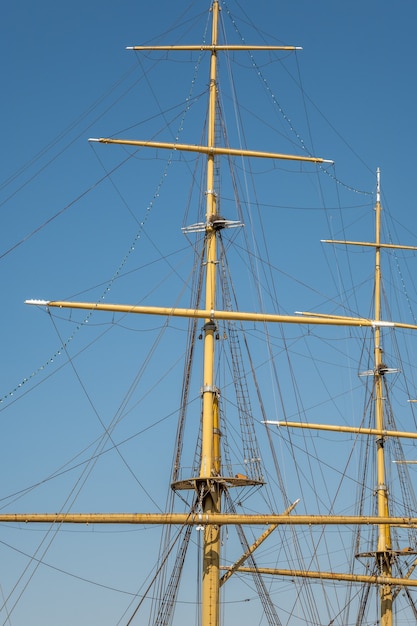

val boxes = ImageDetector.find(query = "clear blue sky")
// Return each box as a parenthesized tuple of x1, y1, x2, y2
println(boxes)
(1, 1, 417, 625)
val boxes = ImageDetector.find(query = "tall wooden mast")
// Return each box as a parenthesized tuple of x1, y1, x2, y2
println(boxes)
(200, 3, 221, 625)
(373, 168, 393, 626)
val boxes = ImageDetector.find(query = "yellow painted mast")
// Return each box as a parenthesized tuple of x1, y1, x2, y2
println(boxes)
(200, 4, 221, 624)
(322, 170, 394, 626)
(373, 169, 393, 626)
(295, 169, 395, 626)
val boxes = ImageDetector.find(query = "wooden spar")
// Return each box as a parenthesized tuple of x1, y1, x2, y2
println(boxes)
(88, 137, 332, 164)
(321, 239, 417, 251)
(126, 45, 302, 51)
(220, 499, 300, 587)
(24, 299, 417, 331)
(226, 567, 417, 588)
(267, 421, 417, 440)
(1, 513, 417, 525)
